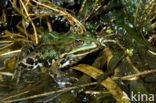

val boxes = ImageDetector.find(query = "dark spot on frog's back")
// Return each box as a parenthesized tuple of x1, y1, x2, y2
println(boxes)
(53, 54, 57, 60)
(23, 44, 36, 55)
(35, 55, 42, 62)
(48, 49, 51, 53)
(26, 58, 34, 65)
(46, 56, 52, 63)
(46, 56, 50, 59)
(43, 60, 49, 67)
(35, 55, 40, 59)
(41, 51, 45, 54)
(49, 58, 52, 63)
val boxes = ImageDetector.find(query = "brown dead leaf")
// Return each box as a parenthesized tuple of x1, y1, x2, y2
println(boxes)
(71, 64, 131, 103)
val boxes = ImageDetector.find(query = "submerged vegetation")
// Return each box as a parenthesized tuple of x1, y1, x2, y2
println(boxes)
(0, 0, 156, 102)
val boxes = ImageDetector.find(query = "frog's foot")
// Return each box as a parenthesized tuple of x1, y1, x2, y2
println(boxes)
(49, 63, 80, 88)
(49, 67, 64, 80)
(49, 69, 73, 88)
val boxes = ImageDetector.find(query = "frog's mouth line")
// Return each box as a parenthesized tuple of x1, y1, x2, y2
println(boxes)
(70, 45, 101, 56)
(71, 48, 99, 56)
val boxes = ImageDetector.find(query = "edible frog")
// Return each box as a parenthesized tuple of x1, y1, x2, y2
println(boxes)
(15, 32, 101, 79)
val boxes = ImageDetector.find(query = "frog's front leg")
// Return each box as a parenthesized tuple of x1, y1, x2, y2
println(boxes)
(49, 58, 67, 80)
(49, 56, 78, 87)
(49, 53, 72, 80)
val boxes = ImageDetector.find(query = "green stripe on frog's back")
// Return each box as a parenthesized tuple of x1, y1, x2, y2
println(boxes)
(68, 44, 98, 55)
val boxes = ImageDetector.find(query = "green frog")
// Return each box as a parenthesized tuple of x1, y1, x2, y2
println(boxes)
(15, 32, 102, 78)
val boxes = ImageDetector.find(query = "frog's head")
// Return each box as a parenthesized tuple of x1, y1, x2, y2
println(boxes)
(53, 34, 102, 69)
(68, 35, 101, 55)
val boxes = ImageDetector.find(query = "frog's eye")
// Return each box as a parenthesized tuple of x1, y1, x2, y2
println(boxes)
(75, 39, 84, 45)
